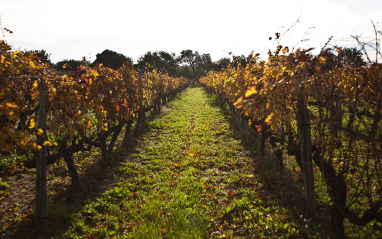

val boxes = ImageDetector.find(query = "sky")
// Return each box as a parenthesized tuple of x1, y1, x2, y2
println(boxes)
(1, 0, 381, 63)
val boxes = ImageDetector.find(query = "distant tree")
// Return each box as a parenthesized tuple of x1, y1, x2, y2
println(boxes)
(194, 53, 213, 78)
(136, 51, 178, 76)
(336, 47, 366, 68)
(178, 65, 193, 79)
(231, 55, 251, 68)
(158, 51, 178, 76)
(26, 49, 51, 65)
(316, 48, 337, 72)
(314, 47, 367, 75)
(91, 49, 132, 70)
(178, 50, 217, 80)
(179, 50, 201, 80)
(212, 57, 231, 71)
(54, 59, 84, 72)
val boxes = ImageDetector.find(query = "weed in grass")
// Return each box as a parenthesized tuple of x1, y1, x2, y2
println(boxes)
(0, 178, 10, 203)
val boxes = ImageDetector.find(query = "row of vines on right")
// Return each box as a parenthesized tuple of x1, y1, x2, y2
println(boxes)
(200, 46, 382, 238)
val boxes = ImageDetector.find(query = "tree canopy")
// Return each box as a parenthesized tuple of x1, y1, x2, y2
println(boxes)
(54, 59, 84, 72)
(178, 50, 213, 80)
(212, 57, 232, 71)
(91, 49, 132, 70)
(25, 49, 52, 65)
(136, 51, 178, 76)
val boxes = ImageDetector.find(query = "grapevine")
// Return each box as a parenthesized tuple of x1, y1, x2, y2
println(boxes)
(200, 45, 382, 236)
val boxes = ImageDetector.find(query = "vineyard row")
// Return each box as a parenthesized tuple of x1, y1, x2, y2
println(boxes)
(200, 47, 382, 237)
(0, 40, 188, 219)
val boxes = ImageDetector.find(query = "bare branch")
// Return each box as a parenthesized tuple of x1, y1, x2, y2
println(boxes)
(350, 34, 372, 64)
(0, 15, 7, 42)
(371, 20, 379, 63)
(320, 36, 333, 53)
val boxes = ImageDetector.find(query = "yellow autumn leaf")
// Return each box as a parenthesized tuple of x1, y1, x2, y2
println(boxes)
(37, 128, 44, 136)
(245, 87, 257, 98)
(20, 138, 30, 147)
(92, 71, 99, 78)
(86, 120, 93, 129)
(29, 61, 35, 68)
(29, 118, 36, 129)
(265, 113, 274, 125)
(233, 97, 243, 106)
(43, 141, 53, 147)
(6, 102, 18, 108)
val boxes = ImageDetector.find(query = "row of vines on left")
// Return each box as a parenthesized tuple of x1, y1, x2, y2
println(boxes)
(0, 40, 188, 223)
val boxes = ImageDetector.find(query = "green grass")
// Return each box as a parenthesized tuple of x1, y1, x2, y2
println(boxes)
(1, 86, 380, 238)
(57, 87, 315, 238)
(3, 87, 332, 238)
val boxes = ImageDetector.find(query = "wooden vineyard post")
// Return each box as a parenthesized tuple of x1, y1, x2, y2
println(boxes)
(134, 73, 143, 137)
(36, 78, 48, 226)
(296, 84, 317, 218)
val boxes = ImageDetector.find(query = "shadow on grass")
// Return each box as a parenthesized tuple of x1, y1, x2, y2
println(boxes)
(7, 101, 178, 239)
(203, 87, 331, 238)
(6, 86, 331, 238)
(7, 141, 140, 238)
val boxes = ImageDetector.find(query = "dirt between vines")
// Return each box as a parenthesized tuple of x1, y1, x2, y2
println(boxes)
(1, 174, 35, 227)
(0, 152, 129, 238)
(0, 109, 164, 238)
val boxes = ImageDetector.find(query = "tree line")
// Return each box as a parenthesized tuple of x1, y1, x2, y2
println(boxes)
(28, 48, 252, 80)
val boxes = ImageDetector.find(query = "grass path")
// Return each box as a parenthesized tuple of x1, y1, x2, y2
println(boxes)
(62, 87, 310, 238)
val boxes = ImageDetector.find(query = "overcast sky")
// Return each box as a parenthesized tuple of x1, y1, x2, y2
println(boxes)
(1, 0, 381, 63)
